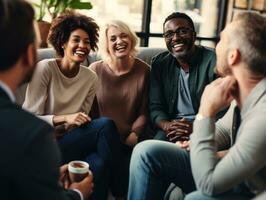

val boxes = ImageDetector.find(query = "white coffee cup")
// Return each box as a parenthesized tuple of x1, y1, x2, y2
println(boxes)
(68, 160, 89, 183)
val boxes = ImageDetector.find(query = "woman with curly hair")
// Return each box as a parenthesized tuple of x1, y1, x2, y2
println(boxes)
(23, 11, 120, 200)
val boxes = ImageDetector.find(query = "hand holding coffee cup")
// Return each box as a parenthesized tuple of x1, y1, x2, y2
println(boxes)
(66, 161, 94, 199)
(68, 161, 92, 183)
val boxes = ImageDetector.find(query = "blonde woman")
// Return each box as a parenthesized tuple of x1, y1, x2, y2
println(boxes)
(90, 20, 150, 198)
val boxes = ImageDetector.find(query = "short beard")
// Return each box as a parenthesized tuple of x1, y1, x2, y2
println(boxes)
(171, 50, 189, 59)
(171, 46, 194, 61)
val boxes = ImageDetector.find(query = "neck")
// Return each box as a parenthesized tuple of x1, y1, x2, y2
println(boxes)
(59, 58, 80, 78)
(176, 46, 196, 71)
(0, 62, 25, 93)
(178, 61, 190, 72)
(0, 76, 16, 94)
(109, 56, 134, 75)
(233, 66, 264, 108)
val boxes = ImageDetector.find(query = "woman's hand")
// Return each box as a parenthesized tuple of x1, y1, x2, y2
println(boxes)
(64, 112, 91, 126)
(125, 132, 138, 147)
(53, 112, 91, 128)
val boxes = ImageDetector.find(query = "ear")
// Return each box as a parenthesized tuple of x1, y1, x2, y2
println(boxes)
(228, 49, 240, 66)
(22, 43, 35, 68)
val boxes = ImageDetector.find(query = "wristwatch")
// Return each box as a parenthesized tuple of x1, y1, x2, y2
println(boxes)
(195, 113, 207, 121)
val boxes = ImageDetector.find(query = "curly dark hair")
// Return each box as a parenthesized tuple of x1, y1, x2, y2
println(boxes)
(48, 10, 99, 57)
(163, 12, 195, 32)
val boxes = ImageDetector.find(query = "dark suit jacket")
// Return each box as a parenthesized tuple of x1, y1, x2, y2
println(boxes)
(0, 87, 80, 200)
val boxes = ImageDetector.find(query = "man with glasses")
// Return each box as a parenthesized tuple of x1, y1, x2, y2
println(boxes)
(150, 12, 217, 144)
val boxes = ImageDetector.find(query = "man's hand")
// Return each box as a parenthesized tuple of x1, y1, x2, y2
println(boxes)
(69, 173, 94, 200)
(176, 140, 190, 151)
(159, 118, 192, 143)
(59, 164, 94, 199)
(199, 76, 237, 118)
(59, 164, 70, 189)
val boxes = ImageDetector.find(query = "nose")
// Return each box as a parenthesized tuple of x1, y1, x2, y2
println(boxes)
(172, 32, 181, 41)
(116, 36, 123, 44)
(79, 41, 89, 48)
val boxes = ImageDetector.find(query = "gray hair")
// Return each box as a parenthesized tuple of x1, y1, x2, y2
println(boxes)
(228, 12, 266, 75)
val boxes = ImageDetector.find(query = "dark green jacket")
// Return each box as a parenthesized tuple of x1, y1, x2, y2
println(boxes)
(150, 45, 217, 124)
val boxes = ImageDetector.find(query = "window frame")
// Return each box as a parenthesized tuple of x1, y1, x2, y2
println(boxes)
(137, 0, 229, 47)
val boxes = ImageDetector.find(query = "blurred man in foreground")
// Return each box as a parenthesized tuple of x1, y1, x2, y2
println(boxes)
(0, 1, 92, 199)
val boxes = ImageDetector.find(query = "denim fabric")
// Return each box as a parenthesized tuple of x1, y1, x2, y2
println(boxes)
(58, 117, 120, 200)
(127, 140, 195, 200)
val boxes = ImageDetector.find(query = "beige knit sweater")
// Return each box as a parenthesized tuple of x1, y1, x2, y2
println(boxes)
(23, 59, 98, 125)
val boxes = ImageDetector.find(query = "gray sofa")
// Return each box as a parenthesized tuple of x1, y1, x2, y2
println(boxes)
(15, 47, 166, 105)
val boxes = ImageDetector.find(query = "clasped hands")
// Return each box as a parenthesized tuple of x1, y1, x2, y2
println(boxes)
(163, 118, 193, 142)
(162, 76, 237, 151)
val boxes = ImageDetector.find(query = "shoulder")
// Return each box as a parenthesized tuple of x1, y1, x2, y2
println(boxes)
(89, 60, 105, 73)
(37, 58, 57, 69)
(0, 100, 53, 141)
(151, 50, 172, 64)
(134, 58, 151, 73)
(80, 65, 98, 83)
(35, 58, 57, 76)
(197, 46, 216, 61)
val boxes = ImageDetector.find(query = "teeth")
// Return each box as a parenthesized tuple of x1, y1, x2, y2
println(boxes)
(174, 44, 184, 48)
(116, 45, 126, 50)
(75, 50, 85, 55)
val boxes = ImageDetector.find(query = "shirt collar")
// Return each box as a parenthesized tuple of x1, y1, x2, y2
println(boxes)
(0, 80, 16, 103)
(241, 78, 266, 117)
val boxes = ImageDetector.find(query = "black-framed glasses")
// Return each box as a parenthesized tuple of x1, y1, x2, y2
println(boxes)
(163, 28, 193, 39)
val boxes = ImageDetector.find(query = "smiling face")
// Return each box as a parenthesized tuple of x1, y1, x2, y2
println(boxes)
(107, 26, 132, 59)
(62, 28, 91, 64)
(163, 18, 195, 59)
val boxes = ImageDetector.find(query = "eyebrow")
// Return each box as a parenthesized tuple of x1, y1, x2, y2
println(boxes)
(71, 35, 89, 40)
(164, 26, 190, 32)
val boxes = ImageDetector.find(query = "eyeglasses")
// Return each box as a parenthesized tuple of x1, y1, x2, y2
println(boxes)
(163, 28, 193, 39)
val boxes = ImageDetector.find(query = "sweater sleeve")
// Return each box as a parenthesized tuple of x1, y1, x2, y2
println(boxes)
(214, 102, 235, 150)
(82, 71, 98, 115)
(23, 60, 53, 125)
(131, 65, 150, 136)
(190, 108, 266, 195)
(149, 56, 170, 124)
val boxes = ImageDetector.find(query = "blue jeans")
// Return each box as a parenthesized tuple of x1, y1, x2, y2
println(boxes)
(127, 140, 195, 200)
(185, 191, 250, 200)
(58, 117, 120, 200)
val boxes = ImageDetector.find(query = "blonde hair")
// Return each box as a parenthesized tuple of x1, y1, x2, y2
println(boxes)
(99, 20, 138, 62)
